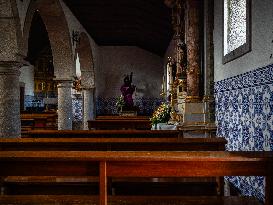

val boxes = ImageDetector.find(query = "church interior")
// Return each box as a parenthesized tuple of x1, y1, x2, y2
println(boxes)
(0, 0, 272, 204)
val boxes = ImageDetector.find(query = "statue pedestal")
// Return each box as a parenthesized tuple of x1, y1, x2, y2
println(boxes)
(119, 105, 138, 116)
(176, 100, 216, 138)
(183, 102, 205, 124)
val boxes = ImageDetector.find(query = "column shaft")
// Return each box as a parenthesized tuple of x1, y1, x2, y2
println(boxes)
(186, 0, 202, 99)
(0, 63, 20, 138)
(57, 81, 72, 130)
(82, 88, 95, 130)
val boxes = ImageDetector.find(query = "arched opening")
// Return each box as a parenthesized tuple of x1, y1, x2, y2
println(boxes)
(23, 0, 74, 80)
(22, 0, 75, 130)
(21, 11, 57, 113)
(76, 32, 95, 88)
(75, 32, 95, 129)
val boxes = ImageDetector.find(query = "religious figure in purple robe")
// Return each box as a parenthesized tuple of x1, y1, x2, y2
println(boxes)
(120, 72, 135, 109)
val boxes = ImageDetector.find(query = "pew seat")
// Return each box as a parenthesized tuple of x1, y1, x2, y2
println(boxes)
(22, 130, 181, 138)
(0, 195, 261, 205)
(3, 176, 217, 196)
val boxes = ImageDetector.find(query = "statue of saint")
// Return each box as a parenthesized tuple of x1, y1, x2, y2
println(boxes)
(120, 72, 136, 109)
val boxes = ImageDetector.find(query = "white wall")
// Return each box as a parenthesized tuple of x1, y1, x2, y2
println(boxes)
(19, 64, 34, 96)
(97, 46, 164, 98)
(214, 0, 273, 81)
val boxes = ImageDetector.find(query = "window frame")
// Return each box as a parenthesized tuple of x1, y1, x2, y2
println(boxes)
(222, 0, 252, 64)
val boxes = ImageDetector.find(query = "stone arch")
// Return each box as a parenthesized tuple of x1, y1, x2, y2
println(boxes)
(75, 32, 95, 89)
(22, 0, 74, 80)
(0, 0, 23, 62)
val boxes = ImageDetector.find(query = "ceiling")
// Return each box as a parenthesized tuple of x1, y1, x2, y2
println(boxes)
(63, 0, 174, 56)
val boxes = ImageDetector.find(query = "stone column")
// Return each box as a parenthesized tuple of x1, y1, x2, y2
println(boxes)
(203, 0, 215, 122)
(57, 81, 73, 130)
(0, 62, 21, 138)
(186, 0, 202, 101)
(82, 88, 95, 130)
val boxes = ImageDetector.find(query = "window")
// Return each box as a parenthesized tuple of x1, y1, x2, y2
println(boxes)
(223, 0, 251, 63)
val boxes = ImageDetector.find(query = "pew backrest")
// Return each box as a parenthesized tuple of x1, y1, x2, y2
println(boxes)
(0, 137, 227, 151)
(88, 119, 151, 130)
(0, 151, 272, 205)
(22, 130, 180, 138)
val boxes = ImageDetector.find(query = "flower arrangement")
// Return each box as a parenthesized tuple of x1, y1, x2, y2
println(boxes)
(116, 95, 125, 111)
(150, 102, 171, 125)
(73, 76, 82, 92)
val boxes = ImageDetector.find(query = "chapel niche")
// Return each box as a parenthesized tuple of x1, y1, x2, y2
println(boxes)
(25, 11, 57, 112)
(34, 46, 57, 99)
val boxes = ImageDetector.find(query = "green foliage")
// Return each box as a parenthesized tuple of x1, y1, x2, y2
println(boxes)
(150, 102, 171, 125)
(116, 95, 125, 111)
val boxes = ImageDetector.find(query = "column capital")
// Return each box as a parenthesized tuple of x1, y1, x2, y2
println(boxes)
(81, 86, 95, 91)
(56, 80, 73, 89)
(0, 61, 21, 75)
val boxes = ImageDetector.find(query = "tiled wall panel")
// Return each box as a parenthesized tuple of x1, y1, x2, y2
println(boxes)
(215, 63, 273, 202)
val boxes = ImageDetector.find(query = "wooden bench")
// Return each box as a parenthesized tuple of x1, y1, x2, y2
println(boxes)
(0, 195, 261, 205)
(0, 151, 271, 205)
(0, 137, 227, 151)
(21, 113, 57, 131)
(0, 137, 226, 196)
(96, 116, 150, 120)
(22, 130, 180, 138)
(88, 119, 151, 130)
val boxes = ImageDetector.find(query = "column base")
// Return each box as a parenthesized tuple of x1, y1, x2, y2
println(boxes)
(185, 95, 201, 103)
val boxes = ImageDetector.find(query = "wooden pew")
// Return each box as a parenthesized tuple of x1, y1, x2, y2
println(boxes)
(0, 137, 227, 151)
(21, 118, 35, 132)
(0, 195, 261, 205)
(96, 116, 150, 120)
(0, 151, 271, 205)
(22, 130, 180, 138)
(0, 137, 226, 196)
(21, 113, 57, 131)
(88, 119, 151, 130)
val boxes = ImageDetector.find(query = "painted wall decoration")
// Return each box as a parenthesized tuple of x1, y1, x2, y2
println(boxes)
(215, 63, 273, 202)
(72, 98, 83, 121)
